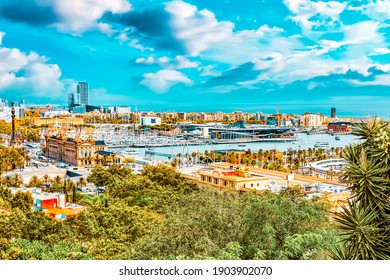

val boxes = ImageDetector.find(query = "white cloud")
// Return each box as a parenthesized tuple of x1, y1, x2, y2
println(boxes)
(0, 32, 4, 45)
(135, 57, 156, 65)
(349, 74, 390, 86)
(175, 56, 199, 69)
(343, 21, 382, 44)
(369, 48, 390, 55)
(158, 56, 170, 65)
(0, 43, 65, 97)
(200, 65, 220, 77)
(135, 55, 199, 69)
(162, 1, 289, 61)
(284, 0, 347, 32)
(237, 25, 284, 38)
(165, 1, 234, 56)
(253, 52, 285, 71)
(356, 0, 390, 22)
(97, 23, 115, 36)
(141, 69, 193, 93)
(128, 39, 153, 52)
(311, 21, 383, 56)
(307, 82, 325, 90)
(51, 0, 132, 34)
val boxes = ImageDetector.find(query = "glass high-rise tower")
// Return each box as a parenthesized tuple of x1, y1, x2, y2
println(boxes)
(331, 107, 336, 118)
(68, 92, 75, 110)
(77, 82, 89, 105)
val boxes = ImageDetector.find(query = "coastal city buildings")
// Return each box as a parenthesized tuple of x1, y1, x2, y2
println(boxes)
(9, 187, 85, 220)
(300, 113, 324, 129)
(1, 99, 357, 222)
(44, 132, 111, 166)
(327, 121, 353, 133)
(198, 167, 269, 191)
(31, 117, 84, 127)
(140, 116, 162, 126)
(0, 98, 25, 121)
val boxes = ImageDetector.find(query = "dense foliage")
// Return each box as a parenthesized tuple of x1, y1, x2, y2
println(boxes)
(0, 146, 28, 174)
(0, 164, 338, 260)
(332, 118, 390, 259)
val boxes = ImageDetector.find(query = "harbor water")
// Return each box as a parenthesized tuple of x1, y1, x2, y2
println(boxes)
(125, 133, 359, 161)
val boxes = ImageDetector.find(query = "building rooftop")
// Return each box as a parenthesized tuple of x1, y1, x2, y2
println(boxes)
(97, 150, 115, 156)
(95, 140, 106, 146)
(199, 168, 268, 182)
(44, 207, 85, 217)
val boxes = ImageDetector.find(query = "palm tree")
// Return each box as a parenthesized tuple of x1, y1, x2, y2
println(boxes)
(102, 154, 109, 166)
(50, 175, 63, 192)
(28, 175, 42, 188)
(66, 179, 76, 203)
(42, 174, 51, 189)
(64, 178, 75, 203)
(12, 173, 23, 188)
(77, 177, 87, 190)
(176, 153, 182, 168)
(95, 153, 101, 165)
(3, 176, 12, 188)
(191, 152, 197, 164)
(53, 175, 63, 186)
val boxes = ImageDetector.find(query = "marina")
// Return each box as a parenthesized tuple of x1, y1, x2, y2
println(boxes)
(110, 133, 359, 161)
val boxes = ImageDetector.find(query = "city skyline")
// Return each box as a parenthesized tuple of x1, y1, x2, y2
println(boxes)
(0, 0, 389, 116)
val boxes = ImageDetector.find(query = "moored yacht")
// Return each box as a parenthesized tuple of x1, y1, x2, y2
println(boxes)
(314, 141, 329, 148)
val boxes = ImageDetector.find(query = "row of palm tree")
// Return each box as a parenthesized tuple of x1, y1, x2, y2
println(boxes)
(1, 173, 88, 204)
(81, 153, 121, 168)
(172, 147, 345, 174)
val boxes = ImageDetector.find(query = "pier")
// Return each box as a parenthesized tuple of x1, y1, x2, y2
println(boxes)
(145, 150, 174, 159)
(107, 137, 296, 149)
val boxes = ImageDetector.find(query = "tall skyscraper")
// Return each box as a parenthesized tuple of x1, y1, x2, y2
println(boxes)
(77, 82, 89, 105)
(68, 93, 75, 110)
(331, 107, 336, 118)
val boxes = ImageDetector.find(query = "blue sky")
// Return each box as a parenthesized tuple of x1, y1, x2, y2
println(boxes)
(0, 0, 389, 116)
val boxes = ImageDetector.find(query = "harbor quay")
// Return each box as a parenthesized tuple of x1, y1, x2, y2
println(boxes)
(108, 137, 297, 149)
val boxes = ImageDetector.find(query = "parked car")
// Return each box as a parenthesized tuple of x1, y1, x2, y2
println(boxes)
(96, 187, 105, 194)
